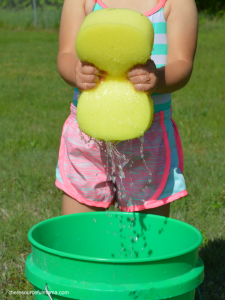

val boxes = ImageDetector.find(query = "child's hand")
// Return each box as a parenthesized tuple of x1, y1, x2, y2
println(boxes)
(75, 60, 106, 91)
(127, 59, 158, 94)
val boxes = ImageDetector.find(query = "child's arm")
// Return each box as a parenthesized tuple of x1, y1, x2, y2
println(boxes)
(128, 0, 198, 94)
(57, 0, 105, 90)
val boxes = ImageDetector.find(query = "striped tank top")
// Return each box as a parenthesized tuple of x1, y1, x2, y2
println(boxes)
(73, 0, 170, 113)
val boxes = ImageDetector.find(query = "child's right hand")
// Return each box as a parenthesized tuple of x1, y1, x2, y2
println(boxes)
(75, 60, 107, 91)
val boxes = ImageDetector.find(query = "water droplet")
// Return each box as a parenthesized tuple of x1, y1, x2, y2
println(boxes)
(133, 237, 138, 243)
(93, 218, 97, 222)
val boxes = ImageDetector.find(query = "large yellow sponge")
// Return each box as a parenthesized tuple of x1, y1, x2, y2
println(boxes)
(75, 9, 154, 141)
(77, 76, 154, 141)
(76, 9, 154, 76)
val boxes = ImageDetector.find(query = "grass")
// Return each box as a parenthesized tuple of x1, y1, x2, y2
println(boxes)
(0, 18, 225, 300)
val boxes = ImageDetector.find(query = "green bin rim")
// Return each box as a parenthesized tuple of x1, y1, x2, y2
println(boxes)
(28, 212, 203, 263)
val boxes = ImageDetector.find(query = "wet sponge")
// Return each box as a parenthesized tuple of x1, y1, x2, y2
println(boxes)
(77, 76, 154, 141)
(75, 9, 154, 141)
(76, 9, 154, 77)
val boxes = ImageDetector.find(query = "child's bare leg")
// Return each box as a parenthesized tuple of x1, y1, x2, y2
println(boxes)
(62, 192, 106, 215)
(139, 203, 170, 217)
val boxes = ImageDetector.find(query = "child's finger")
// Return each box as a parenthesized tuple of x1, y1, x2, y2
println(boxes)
(78, 81, 97, 91)
(83, 74, 100, 83)
(127, 67, 148, 78)
(81, 64, 99, 75)
(132, 83, 149, 92)
(80, 61, 107, 77)
(132, 76, 158, 93)
(129, 74, 150, 84)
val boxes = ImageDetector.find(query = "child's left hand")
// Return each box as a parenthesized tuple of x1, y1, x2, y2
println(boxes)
(127, 59, 158, 94)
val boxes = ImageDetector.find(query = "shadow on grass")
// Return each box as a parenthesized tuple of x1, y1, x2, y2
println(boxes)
(197, 238, 225, 300)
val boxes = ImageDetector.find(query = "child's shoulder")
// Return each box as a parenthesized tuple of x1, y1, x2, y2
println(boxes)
(62, 0, 94, 15)
(164, 0, 197, 21)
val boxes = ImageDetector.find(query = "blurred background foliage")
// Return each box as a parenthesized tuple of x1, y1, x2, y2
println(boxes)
(0, 0, 63, 10)
(195, 0, 225, 16)
(0, 0, 224, 31)
(0, 0, 224, 15)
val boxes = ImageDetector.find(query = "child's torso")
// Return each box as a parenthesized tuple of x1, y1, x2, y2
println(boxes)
(74, 0, 171, 112)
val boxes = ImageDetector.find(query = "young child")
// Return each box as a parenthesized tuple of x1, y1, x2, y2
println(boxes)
(56, 0, 198, 217)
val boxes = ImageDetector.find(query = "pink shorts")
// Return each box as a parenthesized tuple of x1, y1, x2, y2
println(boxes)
(55, 104, 187, 212)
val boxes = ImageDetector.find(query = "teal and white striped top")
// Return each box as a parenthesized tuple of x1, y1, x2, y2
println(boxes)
(73, 0, 170, 113)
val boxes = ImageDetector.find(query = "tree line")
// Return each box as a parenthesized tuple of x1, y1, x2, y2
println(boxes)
(1, 0, 224, 15)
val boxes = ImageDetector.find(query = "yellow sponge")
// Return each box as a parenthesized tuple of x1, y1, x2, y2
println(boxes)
(76, 9, 154, 76)
(75, 9, 154, 141)
(77, 76, 154, 141)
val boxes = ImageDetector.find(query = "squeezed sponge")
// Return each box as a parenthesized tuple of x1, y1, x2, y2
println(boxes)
(75, 8, 154, 141)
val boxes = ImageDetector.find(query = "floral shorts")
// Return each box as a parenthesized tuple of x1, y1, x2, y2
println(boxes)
(55, 104, 187, 212)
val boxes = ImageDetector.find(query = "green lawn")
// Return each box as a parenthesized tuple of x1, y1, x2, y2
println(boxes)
(0, 18, 225, 300)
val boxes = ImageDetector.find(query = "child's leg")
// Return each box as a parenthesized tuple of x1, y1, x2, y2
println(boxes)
(62, 192, 106, 215)
(139, 203, 170, 217)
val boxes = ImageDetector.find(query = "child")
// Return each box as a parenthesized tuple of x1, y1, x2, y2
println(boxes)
(56, 0, 198, 217)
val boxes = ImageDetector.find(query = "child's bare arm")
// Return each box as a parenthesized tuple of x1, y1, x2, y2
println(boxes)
(128, 0, 198, 94)
(57, 0, 104, 90)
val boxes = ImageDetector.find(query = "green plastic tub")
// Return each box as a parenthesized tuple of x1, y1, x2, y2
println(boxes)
(25, 212, 204, 300)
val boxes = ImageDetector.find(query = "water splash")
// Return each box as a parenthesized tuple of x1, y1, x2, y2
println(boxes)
(139, 135, 152, 177)
(128, 140, 134, 189)
(133, 236, 138, 243)
(79, 129, 93, 144)
(104, 141, 130, 208)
